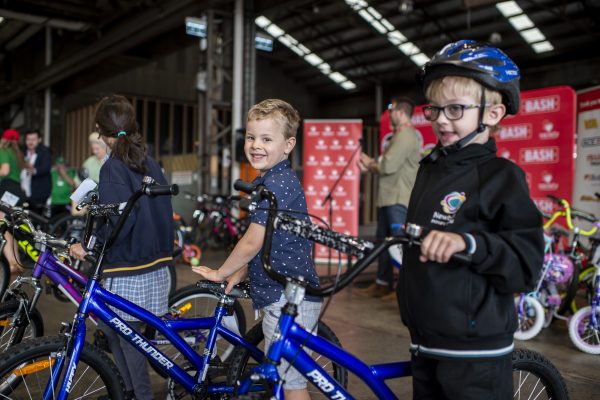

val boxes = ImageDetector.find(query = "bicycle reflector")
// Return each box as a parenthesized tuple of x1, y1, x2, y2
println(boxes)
(12, 359, 55, 376)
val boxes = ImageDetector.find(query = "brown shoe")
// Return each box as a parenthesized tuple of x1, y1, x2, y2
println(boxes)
(354, 283, 391, 298)
(381, 290, 398, 302)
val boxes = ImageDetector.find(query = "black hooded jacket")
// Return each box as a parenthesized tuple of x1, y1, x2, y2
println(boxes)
(399, 139, 543, 357)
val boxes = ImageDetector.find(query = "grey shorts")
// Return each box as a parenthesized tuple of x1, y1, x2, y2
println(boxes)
(261, 294, 322, 390)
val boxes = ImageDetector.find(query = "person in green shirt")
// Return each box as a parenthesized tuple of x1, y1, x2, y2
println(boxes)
(81, 132, 107, 183)
(50, 156, 78, 216)
(0, 128, 26, 274)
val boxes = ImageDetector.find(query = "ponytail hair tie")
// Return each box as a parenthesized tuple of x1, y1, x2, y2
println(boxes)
(117, 131, 127, 137)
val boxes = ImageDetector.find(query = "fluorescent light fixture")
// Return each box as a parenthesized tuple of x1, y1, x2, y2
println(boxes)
(410, 53, 430, 67)
(255, 33, 273, 52)
(185, 16, 207, 38)
(496, 1, 523, 17)
(532, 41, 554, 53)
(345, 0, 428, 67)
(0, 17, 4, 24)
(255, 15, 356, 90)
(508, 14, 534, 31)
(496, 1, 554, 54)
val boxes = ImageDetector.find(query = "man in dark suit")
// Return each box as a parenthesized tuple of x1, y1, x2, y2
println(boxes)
(23, 128, 52, 215)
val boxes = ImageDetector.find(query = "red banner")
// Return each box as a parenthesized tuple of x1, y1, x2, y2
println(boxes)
(379, 87, 577, 214)
(303, 120, 362, 262)
(379, 107, 438, 157)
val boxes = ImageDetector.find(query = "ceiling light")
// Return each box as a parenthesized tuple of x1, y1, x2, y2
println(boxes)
(532, 41, 554, 53)
(520, 27, 545, 43)
(398, 0, 414, 14)
(255, 15, 356, 90)
(508, 14, 534, 31)
(496, 1, 523, 17)
(410, 53, 430, 67)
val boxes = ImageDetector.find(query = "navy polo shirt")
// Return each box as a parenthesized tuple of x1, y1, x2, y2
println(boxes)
(248, 159, 321, 309)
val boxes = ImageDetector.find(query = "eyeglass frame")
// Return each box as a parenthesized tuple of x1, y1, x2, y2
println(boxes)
(422, 104, 487, 121)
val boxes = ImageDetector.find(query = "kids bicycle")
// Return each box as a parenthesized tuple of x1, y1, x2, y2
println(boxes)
(227, 180, 569, 400)
(0, 177, 346, 399)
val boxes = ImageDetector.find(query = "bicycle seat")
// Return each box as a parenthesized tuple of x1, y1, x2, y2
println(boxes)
(196, 280, 251, 299)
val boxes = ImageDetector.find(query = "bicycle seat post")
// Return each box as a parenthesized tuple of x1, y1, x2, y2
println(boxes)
(284, 277, 306, 307)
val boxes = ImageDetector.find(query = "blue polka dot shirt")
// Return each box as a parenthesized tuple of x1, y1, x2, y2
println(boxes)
(248, 159, 321, 309)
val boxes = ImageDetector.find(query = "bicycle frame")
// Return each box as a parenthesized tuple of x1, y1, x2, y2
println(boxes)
(48, 280, 262, 399)
(238, 300, 411, 399)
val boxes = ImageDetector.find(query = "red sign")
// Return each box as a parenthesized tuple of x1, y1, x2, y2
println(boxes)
(379, 107, 437, 157)
(304, 120, 362, 262)
(379, 87, 576, 215)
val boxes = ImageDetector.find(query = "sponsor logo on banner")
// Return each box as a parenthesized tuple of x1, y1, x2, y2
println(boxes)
(538, 171, 559, 191)
(315, 140, 327, 150)
(333, 216, 345, 228)
(534, 198, 554, 214)
(344, 170, 355, 180)
(539, 120, 560, 140)
(320, 185, 329, 196)
(322, 155, 333, 166)
(582, 136, 600, 148)
(337, 126, 349, 136)
(313, 199, 325, 210)
(584, 118, 598, 130)
(308, 126, 319, 137)
(323, 126, 334, 137)
(330, 139, 342, 150)
(336, 155, 347, 166)
(497, 124, 532, 141)
(520, 147, 559, 164)
(306, 155, 318, 166)
(328, 170, 339, 180)
(306, 185, 317, 196)
(522, 95, 560, 115)
(314, 169, 326, 180)
(342, 200, 355, 211)
(584, 174, 600, 183)
(344, 139, 358, 150)
(586, 153, 600, 166)
(411, 112, 428, 127)
(336, 185, 347, 197)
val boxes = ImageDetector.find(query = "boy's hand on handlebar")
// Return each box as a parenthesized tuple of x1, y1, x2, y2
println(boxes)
(420, 230, 467, 264)
(225, 266, 248, 294)
(191, 265, 223, 283)
(69, 243, 89, 261)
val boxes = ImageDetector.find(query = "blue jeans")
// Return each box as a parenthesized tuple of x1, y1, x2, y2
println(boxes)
(375, 204, 407, 286)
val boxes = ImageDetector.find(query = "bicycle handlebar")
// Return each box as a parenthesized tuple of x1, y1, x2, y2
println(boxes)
(545, 194, 598, 235)
(233, 179, 471, 298)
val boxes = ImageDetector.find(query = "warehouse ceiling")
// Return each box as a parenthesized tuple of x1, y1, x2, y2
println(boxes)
(0, 0, 599, 108)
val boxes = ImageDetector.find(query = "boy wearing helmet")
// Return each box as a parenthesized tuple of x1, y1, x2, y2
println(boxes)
(398, 40, 543, 399)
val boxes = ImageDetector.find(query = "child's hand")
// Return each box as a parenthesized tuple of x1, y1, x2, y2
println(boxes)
(69, 243, 89, 261)
(225, 266, 248, 294)
(419, 230, 467, 263)
(191, 265, 223, 282)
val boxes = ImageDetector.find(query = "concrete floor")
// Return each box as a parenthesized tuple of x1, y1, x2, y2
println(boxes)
(27, 249, 600, 399)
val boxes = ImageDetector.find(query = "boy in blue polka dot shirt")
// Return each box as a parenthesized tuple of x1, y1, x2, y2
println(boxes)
(193, 99, 322, 400)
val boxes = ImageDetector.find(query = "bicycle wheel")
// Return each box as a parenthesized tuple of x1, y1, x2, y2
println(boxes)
(0, 256, 8, 299)
(167, 264, 177, 297)
(512, 349, 569, 400)
(227, 320, 348, 398)
(144, 284, 247, 378)
(570, 266, 595, 314)
(0, 300, 44, 351)
(0, 335, 125, 399)
(568, 306, 600, 354)
(49, 214, 86, 242)
(513, 296, 545, 341)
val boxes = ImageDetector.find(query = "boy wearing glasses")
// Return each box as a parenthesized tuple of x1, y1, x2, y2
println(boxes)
(399, 40, 543, 399)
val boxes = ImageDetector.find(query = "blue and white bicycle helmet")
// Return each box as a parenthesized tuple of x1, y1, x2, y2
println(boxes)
(418, 40, 521, 115)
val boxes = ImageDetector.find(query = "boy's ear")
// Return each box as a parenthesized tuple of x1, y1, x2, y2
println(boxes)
(284, 136, 296, 155)
(484, 103, 506, 126)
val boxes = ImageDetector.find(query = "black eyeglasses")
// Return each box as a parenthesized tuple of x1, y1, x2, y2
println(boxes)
(422, 104, 481, 121)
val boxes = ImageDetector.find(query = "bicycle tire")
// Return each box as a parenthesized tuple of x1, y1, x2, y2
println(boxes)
(144, 284, 247, 378)
(0, 300, 44, 351)
(0, 335, 125, 399)
(557, 258, 581, 316)
(0, 256, 8, 299)
(227, 320, 348, 396)
(512, 348, 569, 400)
(513, 296, 545, 341)
(568, 306, 600, 354)
(167, 264, 177, 298)
(48, 214, 86, 242)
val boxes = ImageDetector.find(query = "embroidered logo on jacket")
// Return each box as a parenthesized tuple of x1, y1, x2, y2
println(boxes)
(431, 192, 466, 226)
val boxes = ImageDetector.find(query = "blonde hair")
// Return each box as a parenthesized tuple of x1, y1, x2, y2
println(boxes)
(247, 99, 300, 140)
(425, 76, 503, 132)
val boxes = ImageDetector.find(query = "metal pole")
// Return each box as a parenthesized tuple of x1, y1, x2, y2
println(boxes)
(231, 0, 243, 190)
(44, 26, 51, 145)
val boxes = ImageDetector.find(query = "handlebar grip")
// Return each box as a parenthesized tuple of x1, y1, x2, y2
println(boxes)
(451, 252, 472, 264)
(234, 179, 256, 193)
(145, 184, 179, 197)
(46, 238, 69, 250)
(196, 280, 251, 298)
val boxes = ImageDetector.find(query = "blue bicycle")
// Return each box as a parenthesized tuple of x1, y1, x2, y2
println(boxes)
(227, 180, 569, 400)
(0, 177, 346, 399)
